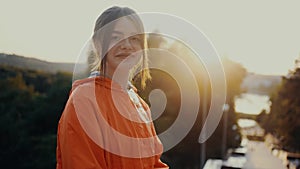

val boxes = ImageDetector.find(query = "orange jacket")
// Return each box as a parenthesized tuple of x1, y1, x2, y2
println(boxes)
(56, 76, 168, 169)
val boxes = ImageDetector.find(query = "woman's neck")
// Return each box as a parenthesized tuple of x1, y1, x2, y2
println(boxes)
(105, 69, 130, 90)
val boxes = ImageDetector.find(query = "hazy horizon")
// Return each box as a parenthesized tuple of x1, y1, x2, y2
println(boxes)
(1, 0, 300, 75)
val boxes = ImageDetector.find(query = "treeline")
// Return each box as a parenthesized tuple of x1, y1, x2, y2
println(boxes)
(258, 66, 300, 152)
(0, 37, 246, 168)
(0, 65, 72, 169)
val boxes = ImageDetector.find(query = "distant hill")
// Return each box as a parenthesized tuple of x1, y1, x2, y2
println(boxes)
(241, 73, 282, 95)
(0, 53, 74, 73)
(0, 53, 283, 95)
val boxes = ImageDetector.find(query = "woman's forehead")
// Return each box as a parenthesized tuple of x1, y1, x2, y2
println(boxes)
(112, 17, 143, 36)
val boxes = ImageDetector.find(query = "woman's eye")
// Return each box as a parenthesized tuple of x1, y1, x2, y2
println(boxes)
(130, 36, 141, 43)
(111, 36, 120, 41)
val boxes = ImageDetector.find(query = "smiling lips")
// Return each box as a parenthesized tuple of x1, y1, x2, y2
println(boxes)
(116, 53, 132, 58)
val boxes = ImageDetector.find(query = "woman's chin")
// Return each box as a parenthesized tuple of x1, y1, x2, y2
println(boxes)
(121, 57, 139, 66)
(116, 60, 136, 71)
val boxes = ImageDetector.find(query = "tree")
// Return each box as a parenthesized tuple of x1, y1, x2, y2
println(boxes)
(0, 65, 72, 169)
(260, 62, 300, 152)
(134, 35, 246, 168)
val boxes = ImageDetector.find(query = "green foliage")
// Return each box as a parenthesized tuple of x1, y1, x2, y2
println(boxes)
(0, 65, 71, 169)
(205, 58, 246, 160)
(260, 67, 300, 152)
(134, 36, 247, 168)
(1, 48, 246, 168)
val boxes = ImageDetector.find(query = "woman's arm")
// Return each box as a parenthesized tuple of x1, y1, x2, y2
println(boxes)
(56, 98, 107, 169)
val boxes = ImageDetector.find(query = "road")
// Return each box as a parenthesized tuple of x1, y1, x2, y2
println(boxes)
(243, 140, 286, 169)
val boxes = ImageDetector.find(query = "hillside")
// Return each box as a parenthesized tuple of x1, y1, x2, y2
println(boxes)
(0, 53, 283, 96)
(0, 53, 74, 73)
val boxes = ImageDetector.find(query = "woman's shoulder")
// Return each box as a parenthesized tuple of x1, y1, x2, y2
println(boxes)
(70, 76, 113, 101)
(71, 75, 108, 90)
(71, 77, 96, 92)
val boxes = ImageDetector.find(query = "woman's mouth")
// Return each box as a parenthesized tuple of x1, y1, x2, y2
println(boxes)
(116, 53, 131, 58)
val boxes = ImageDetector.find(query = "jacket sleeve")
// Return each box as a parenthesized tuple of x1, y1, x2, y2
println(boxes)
(154, 158, 169, 169)
(56, 97, 107, 169)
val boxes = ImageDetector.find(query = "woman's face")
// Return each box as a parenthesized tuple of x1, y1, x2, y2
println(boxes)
(105, 17, 143, 77)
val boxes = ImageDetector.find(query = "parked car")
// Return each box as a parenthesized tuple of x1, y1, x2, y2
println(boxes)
(203, 159, 223, 169)
(222, 147, 247, 169)
(286, 152, 300, 169)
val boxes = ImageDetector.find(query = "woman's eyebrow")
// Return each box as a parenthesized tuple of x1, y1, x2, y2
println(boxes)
(111, 30, 123, 35)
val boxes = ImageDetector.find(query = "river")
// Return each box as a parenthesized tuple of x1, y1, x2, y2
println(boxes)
(235, 93, 271, 128)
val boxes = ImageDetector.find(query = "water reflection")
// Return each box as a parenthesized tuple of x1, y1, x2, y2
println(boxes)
(238, 119, 256, 128)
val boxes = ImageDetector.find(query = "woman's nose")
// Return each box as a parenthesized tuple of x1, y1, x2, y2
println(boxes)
(120, 38, 133, 49)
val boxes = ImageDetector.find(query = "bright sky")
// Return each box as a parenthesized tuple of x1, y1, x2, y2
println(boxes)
(235, 93, 271, 115)
(1, 0, 299, 75)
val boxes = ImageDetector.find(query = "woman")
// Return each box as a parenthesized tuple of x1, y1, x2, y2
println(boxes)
(56, 6, 168, 169)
